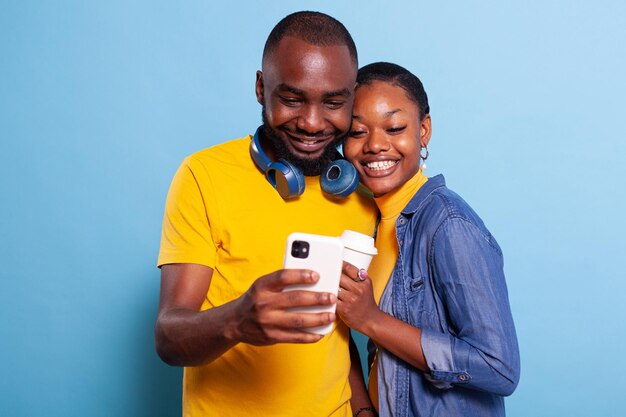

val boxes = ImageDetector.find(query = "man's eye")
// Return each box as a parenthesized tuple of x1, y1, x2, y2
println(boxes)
(387, 126, 406, 134)
(325, 101, 345, 109)
(280, 97, 301, 106)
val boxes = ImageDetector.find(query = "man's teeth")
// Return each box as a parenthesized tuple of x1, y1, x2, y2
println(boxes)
(366, 160, 398, 170)
(301, 139, 318, 145)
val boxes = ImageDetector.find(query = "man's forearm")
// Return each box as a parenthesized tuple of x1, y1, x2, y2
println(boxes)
(155, 299, 241, 367)
(155, 265, 337, 367)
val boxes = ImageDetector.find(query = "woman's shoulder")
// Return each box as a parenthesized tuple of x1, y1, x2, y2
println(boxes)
(430, 183, 475, 218)
(418, 175, 491, 234)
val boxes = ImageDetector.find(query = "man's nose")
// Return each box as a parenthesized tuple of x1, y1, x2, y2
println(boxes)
(296, 105, 325, 135)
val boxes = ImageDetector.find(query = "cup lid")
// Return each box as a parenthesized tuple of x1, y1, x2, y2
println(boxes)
(340, 230, 378, 255)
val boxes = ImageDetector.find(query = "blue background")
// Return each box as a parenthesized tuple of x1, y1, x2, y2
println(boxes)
(2, 1, 625, 416)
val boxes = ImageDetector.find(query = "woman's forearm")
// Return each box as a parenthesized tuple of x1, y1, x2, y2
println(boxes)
(359, 309, 429, 373)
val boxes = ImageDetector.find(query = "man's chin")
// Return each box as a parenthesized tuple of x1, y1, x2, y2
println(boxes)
(278, 147, 330, 176)
(285, 144, 327, 162)
(262, 128, 343, 176)
(283, 136, 331, 160)
(260, 111, 347, 176)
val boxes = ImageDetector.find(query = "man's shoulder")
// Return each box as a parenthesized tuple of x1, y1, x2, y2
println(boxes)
(180, 135, 253, 174)
(187, 135, 251, 162)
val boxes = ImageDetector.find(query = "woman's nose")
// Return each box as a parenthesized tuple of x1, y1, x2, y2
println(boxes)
(364, 130, 390, 153)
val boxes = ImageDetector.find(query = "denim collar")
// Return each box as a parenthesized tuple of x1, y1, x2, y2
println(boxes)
(401, 174, 446, 215)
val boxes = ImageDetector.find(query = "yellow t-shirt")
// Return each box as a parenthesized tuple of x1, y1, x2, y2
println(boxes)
(158, 135, 377, 417)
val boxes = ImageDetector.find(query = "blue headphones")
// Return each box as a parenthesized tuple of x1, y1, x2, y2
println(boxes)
(249, 127, 359, 200)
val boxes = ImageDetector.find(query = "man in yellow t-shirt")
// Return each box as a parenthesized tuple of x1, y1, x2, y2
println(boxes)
(155, 12, 378, 417)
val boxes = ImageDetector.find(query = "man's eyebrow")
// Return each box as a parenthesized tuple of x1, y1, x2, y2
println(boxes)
(276, 84, 304, 95)
(275, 84, 351, 98)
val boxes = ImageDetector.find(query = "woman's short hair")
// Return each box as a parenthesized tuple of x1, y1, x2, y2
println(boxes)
(357, 62, 430, 120)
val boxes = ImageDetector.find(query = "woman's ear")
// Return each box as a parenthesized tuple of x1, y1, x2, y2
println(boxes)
(255, 71, 264, 105)
(420, 114, 432, 148)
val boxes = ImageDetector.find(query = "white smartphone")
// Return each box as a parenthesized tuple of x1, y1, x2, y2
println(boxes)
(283, 232, 344, 335)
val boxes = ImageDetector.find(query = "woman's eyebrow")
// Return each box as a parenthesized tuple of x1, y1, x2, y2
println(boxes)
(323, 88, 351, 98)
(352, 108, 402, 120)
(384, 109, 402, 117)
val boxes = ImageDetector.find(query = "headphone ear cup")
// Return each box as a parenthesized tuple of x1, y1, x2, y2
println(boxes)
(266, 160, 305, 199)
(320, 159, 359, 198)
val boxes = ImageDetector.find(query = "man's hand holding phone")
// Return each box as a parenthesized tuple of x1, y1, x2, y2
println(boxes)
(228, 231, 376, 344)
(229, 268, 337, 345)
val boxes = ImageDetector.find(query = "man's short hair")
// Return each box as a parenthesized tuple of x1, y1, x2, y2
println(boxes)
(263, 11, 358, 65)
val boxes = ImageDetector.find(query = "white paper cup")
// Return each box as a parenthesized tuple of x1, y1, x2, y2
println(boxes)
(340, 230, 378, 271)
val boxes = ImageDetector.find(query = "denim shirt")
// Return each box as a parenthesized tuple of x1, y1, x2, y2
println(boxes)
(375, 175, 520, 417)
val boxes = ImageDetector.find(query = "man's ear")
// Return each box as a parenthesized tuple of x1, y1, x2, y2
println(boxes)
(255, 71, 264, 105)
(420, 114, 432, 148)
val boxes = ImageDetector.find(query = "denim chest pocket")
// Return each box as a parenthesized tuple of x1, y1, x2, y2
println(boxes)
(404, 276, 426, 326)
(407, 276, 424, 294)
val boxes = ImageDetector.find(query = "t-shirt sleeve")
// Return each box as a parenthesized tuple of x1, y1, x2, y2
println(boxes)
(157, 157, 217, 268)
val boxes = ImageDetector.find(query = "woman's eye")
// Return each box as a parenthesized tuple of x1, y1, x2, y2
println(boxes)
(349, 130, 367, 138)
(387, 126, 406, 134)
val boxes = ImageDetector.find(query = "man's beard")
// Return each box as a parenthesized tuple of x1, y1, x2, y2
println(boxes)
(261, 109, 346, 176)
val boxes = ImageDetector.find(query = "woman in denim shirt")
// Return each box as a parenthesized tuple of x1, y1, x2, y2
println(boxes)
(337, 62, 520, 417)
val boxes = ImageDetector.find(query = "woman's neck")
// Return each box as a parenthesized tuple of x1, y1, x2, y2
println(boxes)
(374, 170, 428, 219)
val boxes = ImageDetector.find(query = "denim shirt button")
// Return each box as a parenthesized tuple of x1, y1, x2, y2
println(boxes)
(459, 373, 468, 381)
(399, 218, 406, 225)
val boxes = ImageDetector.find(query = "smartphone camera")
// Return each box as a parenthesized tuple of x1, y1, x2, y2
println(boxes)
(291, 240, 310, 259)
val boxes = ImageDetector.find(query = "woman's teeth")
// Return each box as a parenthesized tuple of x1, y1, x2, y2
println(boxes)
(366, 160, 398, 170)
